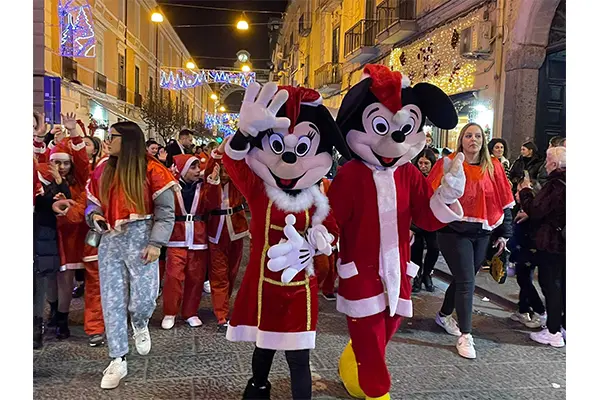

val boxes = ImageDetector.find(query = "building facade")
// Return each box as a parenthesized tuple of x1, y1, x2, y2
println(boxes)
(272, 0, 565, 156)
(33, 0, 212, 141)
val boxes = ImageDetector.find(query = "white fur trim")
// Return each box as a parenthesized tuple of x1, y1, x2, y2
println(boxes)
(395, 298, 413, 318)
(401, 75, 411, 88)
(226, 325, 316, 350)
(308, 185, 329, 225)
(430, 190, 464, 223)
(337, 259, 359, 279)
(113, 214, 152, 231)
(211, 149, 223, 159)
(82, 255, 98, 262)
(406, 261, 420, 278)
(336, 293, 387, 318)
(33, 143, 47, 153)
(264, 184, 330, 226)
(225, 140, 250, 161)
(70, 140, 86, 152)
(207, 176, 220, 185)
(49, 152, 71, 162)
(38, 171, 51, 186)
(152, 181, 179, 200)
(300, 97, 323, 107)
(59, 262, 84, 271)
(180, 156, 199, 179)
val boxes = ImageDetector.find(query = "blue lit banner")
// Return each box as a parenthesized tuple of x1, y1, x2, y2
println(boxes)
(59, 0, 96, 58)
(160, 69, 256, 90)
(44, 76, 62, 125)
(205, 113, 239, 137)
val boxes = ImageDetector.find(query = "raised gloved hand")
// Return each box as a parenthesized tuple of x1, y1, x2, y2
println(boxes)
(438, 152, 466, 204)
(306, 224, 335, 256)
(238, 82, 291, 137)
(267, 215, 315, 284)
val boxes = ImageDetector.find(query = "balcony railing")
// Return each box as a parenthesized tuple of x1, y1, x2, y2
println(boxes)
(376, 0, 417, 38)
(344, 19, 376, 58)
(62, 58, 78, 82)
(318, 0, 342, 12)
(94, 72, 107, 93)
(315, 62, 341, 90)
(134, 93, 142, 107)
(118, 83, 126, 101)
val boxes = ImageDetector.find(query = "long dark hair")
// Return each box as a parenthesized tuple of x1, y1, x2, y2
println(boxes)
(413, 148, 437, 173)
(100, 122, 148, 214)
(86, 136, 102, 169)
(488, 138, 509, 160)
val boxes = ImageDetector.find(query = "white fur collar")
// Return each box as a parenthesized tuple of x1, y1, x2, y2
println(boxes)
(264, 183, 330, 225)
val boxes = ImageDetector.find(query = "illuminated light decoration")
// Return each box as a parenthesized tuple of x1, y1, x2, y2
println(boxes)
(205, 112, 239, 137)
(160, 69, 256, 90)
(389, 9, 481, 96)
(59, 0, 96, 58)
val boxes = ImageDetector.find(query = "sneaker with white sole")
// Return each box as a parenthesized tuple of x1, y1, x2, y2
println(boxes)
(161, 315, 176, 330)
(186, 316, 203, 327)
(203, 281, 211, 294)
(525, 312, 547, 329)
(530, 328, 565, 347)
(321, 293, 336, 301)
(435, 313, 461, 336)
(510, 312, 532, 326)
(132, 324, 151, 355)
(100, 357, 127, 389)
(456, 334, 476, 359)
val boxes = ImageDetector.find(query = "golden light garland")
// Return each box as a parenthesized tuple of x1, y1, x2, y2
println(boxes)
(389, 10, 482, 96)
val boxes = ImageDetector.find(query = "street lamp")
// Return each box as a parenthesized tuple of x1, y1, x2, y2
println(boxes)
(237, 14, 249, 30)
(210, 93, 218, 101)
(241, 64, 251, 73)
(151, 10, 164, 137)
(151, 12, 164, 23)
(219, 106, 226, 112)
(186, 61, 197, 69)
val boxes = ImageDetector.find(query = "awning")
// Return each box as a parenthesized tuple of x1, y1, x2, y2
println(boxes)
(89, 98, 144, 126)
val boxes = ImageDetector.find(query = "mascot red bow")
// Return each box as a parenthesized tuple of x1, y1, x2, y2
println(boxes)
(328, 64, 467, 400)
(220, 82, 350, 399)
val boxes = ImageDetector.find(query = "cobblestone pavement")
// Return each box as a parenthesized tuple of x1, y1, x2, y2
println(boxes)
(34, 239, 565, 399)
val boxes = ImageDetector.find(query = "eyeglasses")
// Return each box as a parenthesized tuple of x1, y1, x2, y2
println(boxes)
(105, 133, 122, 143)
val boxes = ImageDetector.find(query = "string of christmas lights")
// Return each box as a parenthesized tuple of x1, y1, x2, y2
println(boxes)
(59, 0, 96, 58)
(205, 112, 239, 137)
(160, 69, 256, 90)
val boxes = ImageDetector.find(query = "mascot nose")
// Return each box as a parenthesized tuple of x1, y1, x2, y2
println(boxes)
(282, 152, 297, 164)
(391, 130, 406, 143)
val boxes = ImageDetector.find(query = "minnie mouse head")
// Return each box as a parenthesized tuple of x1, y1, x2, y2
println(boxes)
(336, 64, 457, 168)
(229, 83, 350, 191)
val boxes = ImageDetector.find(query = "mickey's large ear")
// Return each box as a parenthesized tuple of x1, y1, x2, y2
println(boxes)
(412, 83, 458, 130)
(316, 105, 352, 160)
(336, 78, 372, 131)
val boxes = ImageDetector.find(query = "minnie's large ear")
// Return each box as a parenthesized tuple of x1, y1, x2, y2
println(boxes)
(316, 105, 352, 160)
(336, 78, 372, 131)
(412, 83, 458, 130)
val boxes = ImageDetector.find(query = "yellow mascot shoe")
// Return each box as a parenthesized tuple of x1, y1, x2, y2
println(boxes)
(338, 341, 366, 398)
(366, 393, 391, 400)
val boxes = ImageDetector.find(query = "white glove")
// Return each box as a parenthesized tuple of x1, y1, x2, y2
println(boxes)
(267, 215, 315, 284)
(438, 152, 466, 204)
(238, 82, 291, 137)
(306, 224, 335, 256)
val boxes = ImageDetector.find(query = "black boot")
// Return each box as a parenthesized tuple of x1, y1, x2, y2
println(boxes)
(412, 272, 422, 293)
(55, 311, 71, 340)
(242, 378, 271, 400)
(34, 317, 43, 349)
(72, 282, 85, 298)
(47, 301, 58, 328)
(423, 274, 434, 292)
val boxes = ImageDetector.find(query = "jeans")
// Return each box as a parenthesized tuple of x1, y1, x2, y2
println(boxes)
(252, 347, 312, 399)
(411, 230, 439, 277)
(438, 231, 491, 334)
(537, 251, 566, 334)
(515, 263, 546, 315)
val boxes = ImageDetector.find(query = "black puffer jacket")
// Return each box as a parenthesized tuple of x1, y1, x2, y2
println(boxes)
(509, 154, 545, 191)
(34, 181, 70, 275)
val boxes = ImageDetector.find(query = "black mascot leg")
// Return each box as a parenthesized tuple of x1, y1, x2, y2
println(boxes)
(285, 349, 312, 400)
(242, 347, 275, 399)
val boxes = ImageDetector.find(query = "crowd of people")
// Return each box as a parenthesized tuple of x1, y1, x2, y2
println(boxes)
(33, 105, 566, 394)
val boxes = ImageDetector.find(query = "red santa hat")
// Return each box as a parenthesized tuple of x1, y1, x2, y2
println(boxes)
(276, 86, 323, 133)
(360, 64, 411, 114)
(172, 154, 199, 181)
(49, 138, 74, 162)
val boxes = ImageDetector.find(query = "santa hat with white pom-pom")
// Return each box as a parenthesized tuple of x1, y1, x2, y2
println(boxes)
(360, 64, 411, 120)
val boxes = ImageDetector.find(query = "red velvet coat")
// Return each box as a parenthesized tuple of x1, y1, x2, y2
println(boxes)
(167, 180, 209, 250)
(328, 160, 456, 319)
(223, 152, 338, 350)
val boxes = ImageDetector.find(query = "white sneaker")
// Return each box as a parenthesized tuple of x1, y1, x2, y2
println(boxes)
(510, 312, 532, 326)
(435, 313, 461, 336)
(525, 312, 547, 329)
(186, 316, 203, 327)
(161, 315, 176, 330)
(456, 334, 476, 359)
(530, 328, 565, 348)
(132, 323, 151, 355)
(203, 281, 211, 294)
(100, 357, 128, 389)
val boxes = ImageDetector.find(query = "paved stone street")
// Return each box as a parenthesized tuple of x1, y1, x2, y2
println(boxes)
(34, 239, 565, 399)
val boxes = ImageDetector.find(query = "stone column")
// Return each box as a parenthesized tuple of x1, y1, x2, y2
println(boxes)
(33, 0, 45, 111)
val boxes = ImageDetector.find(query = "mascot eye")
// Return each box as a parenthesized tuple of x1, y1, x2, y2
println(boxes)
(295, 136, 312, 157)
(268, 134, 285, 155)
(372, 116, 389, 136)
(400, 120, 415, 135)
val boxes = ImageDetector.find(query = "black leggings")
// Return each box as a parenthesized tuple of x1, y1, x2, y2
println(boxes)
(537, 251, 566, 334)
(252, 346, 312, 399)
(411, 230, 439, 277)
(438, 232, 491, 334)
(515, 263, 545, 315)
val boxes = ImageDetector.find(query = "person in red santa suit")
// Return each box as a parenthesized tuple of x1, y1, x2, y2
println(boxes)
(223, 82, 350, 399)
(161, 154, 209, 330)
(38, 112, 90, 340)
(328, 64, 466, 400)
(203, 142, 249, 332)
(314, 178, 338, 301)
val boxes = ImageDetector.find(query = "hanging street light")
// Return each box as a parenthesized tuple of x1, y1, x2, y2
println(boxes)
(241, 64, 251, 73)
(237, 13, 249, 30)
(186, 61, 197, 69)
(219, 106, 226, 112)
(151, 12, 164, 23)
(210, 93, 218, 101)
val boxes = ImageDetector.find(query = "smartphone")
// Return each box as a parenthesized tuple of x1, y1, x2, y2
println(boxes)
(523, 170, 530, 180)
(96, 220, 109, 232)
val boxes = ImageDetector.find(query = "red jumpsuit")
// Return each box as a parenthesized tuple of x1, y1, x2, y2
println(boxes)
(204, 150, 249, 324)
(314, 179, 338, 296)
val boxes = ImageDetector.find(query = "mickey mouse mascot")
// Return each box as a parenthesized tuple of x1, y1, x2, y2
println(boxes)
(220, 82, 350, 399)
(328, 64, 467, 400)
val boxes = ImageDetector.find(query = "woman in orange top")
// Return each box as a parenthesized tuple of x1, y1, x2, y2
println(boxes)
(427, 123, 514, 359)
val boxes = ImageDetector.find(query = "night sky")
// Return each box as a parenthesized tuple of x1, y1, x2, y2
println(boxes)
(159, 1, 289, 70)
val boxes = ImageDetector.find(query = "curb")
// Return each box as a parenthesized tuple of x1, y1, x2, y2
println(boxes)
(433, 267, 518, 311)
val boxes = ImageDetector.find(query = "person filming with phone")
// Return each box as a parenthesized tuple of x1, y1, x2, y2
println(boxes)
(85, 121, 178, 390)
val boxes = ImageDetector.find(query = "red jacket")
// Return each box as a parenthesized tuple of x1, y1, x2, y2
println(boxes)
(167, 179, 209, 250)
(328, 160, 451, 319)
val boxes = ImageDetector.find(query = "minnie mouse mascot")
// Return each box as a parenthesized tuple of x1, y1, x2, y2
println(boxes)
(327, 64, 467, 400)
(220, 82, 350, 399)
